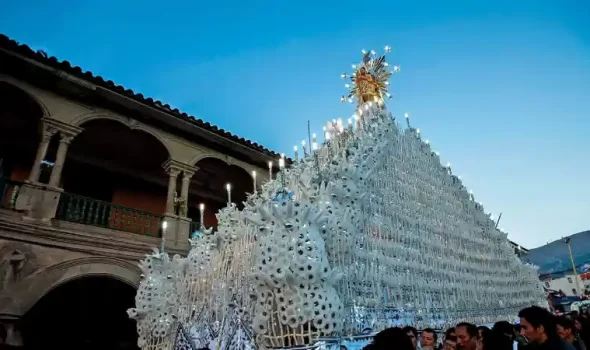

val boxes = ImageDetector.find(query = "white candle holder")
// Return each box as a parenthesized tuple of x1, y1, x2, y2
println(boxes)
(199, 203, 205, 229)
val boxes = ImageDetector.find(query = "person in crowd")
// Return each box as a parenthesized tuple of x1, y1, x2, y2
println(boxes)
(556, 316, 587, 350)
(514, 324, 531, 350)
(518, 306, 575, 349)
(477, 329, 514, 350)
(403, 326, 418, 350)
(421, 328, 437, 349)
(445, 328, 456, 340)
(443, 335, 457, 350)
(370, 327, 414, 350)
(477, 326, 490, 339)
(575, 317, 590, 349)
(455, 323, 478, 350)
(493, 321, 516, 342)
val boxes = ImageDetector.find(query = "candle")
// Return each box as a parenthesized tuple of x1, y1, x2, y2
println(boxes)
(278, 157, 285, 169)
(312, 133, 317, 151)
(301, 140, 307, 157)
(268, 161, 272, 181)
(160, 220, 168, 252)
(226, 183, 231, 204)
(251, 170, 257, 193)
(199, 203, 205, 229)
(293, 145, 298, 161)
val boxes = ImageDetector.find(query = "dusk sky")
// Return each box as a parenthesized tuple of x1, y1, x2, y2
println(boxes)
(2, 0, 588, 248)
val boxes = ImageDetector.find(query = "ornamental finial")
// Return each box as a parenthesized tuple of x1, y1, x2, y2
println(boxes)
(341, 46, 398, 107)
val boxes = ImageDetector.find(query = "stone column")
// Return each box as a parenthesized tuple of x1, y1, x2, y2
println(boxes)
(48, 133, 74, 187)
(165, 168, 180, 215)
(28, 127, 57, 183)
(0, 319, 22, 347)
(179, 170, 195, 218)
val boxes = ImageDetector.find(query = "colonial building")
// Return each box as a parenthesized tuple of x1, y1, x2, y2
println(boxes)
(0, 34, 282, 349)
(508, 240, 529, 259)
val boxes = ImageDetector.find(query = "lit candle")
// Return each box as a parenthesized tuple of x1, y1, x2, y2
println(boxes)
(312, 133, 317, 150)
(336, 118, 343, 133)
(294, 145, 298, 161)
(278, 157, 285, 169)
(251, 170, 257, 193)
(301, 140, 307, 157)
(226, 183, 231, 204)
(199, 203, 205, 229)
(268, 161, 272, 180)
(160, 220, 168, 253)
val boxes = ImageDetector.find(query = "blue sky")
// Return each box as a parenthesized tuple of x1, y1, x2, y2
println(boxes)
(2, 0, 589, 248)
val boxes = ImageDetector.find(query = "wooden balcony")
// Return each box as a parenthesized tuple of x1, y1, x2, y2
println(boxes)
(55, 192, 163, 238)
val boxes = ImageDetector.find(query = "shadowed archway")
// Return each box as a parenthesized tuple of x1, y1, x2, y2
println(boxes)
(20, 276, 138, 350)
(0, 82, 46, 183)
(61, 118, 170, 210)
(187, 157, 253, 227)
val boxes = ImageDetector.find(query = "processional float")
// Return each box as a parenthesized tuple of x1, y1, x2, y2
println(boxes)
(128, 48, 546, 350)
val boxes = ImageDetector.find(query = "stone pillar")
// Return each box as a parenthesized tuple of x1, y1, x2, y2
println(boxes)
(0, 318, 23, 347)
(179, 170, 195, 218)
(165, 168, 180, 215)
(161, 159, 199, 251)
(48, 133, 74, 187)
(15, 118, 82, 222)
(28, 127, 57, 182)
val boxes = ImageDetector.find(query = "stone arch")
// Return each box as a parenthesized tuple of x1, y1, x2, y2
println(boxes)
(190, 153, 253, 175)
(71, 112, 173, 158)
(0, 76, 50, 118)
(0, 80, 52, 184)
(187, 156, 254, 226)
(0, 256, 140, 317)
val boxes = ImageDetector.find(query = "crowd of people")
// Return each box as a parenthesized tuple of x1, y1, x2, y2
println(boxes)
(364, 306, 590, 350)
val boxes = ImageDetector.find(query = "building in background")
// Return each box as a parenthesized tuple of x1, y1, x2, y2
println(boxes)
(0, 33, 284, 349)
(523, 230, 590, 297)
(509, 240, 529, 258)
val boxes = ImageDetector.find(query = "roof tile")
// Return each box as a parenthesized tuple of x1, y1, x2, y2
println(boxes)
(0, 33, 280, 159)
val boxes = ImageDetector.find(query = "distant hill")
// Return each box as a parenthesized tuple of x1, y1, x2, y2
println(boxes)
(523, 230, 590, 276)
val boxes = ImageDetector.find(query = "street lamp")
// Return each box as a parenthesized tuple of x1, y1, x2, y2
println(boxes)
(562, 237, 581, 296)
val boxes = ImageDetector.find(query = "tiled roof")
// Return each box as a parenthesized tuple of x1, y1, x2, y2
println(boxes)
(0, 33, 280, 159)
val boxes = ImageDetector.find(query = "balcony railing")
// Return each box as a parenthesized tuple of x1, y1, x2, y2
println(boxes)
(56, 192, 163, 237)
(0, 178, 23, 210)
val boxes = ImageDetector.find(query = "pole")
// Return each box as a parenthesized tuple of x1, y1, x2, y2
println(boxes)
(307, 120, 312, 156)
(495, 212, 503, 229)
(565, 238, 582, 296)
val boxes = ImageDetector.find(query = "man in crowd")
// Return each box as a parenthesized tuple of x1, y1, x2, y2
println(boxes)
(519, 306, 575, 350)
(403, 326, 418, 350)
(421, 328, 437, 349)
(556, 317, 587, 350)
(455, 323, 478, 350)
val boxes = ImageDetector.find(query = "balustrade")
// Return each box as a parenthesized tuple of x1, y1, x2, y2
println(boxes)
(0, 178, 24, 210)
(56, 192, 163, 237)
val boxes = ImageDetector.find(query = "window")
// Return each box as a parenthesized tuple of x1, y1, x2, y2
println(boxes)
(568, 277, 573, 283)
